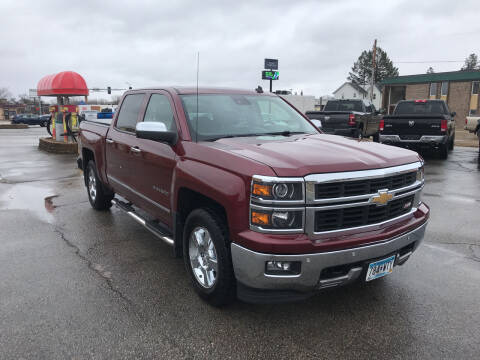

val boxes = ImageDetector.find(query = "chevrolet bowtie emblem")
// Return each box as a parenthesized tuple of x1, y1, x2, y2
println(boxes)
(371, 190, 393, 206)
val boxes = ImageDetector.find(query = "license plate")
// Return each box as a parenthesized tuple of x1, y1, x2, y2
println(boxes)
(366, 255, 396, 282)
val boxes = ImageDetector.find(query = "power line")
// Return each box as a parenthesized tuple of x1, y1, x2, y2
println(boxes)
(395, 60, 464, 64)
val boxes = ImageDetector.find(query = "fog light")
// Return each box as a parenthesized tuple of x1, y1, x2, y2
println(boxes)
(265, 261, 301, 275)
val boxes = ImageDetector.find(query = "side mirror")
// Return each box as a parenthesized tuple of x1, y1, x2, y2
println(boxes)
(451, 112, 456, 117)
(136, 122, 177, 145)
(311, 119, 322, 129)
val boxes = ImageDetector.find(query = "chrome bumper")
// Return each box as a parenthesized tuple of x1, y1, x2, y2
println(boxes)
(379, 134, 446, 143)
(231, 221, 427, 292)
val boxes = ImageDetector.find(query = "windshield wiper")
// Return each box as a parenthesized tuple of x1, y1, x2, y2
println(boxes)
(204, 131, 307, 141)
(260, 131, 306, 136)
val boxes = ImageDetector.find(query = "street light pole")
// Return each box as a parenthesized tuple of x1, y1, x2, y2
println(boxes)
(371, 39, 377, 103)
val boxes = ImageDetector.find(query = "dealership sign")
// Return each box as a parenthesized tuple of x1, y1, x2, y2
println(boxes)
(264, 58, 278, 70)
(262, 71, 279, 80)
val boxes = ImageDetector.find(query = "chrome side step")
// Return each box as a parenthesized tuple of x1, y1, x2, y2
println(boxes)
(112, 198, 174, 247)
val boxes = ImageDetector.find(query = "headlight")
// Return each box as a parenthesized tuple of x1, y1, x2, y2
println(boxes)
(251, 176, 304, 203)
(416, 166, 424, 182)
(250, 175, 305, 233)
(250, 207, 304, 231)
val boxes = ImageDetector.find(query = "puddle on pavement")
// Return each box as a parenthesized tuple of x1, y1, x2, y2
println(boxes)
(0, 183, 58, 223)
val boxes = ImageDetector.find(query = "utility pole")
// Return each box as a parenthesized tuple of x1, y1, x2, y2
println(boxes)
(371, 39, 377, 103)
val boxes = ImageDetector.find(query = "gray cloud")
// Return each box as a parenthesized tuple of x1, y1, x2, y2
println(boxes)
(1, 0, 479, 99)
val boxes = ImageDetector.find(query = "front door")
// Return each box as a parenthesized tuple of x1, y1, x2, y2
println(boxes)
(128, 92, 179, 226)
(105, 92, 146, 205)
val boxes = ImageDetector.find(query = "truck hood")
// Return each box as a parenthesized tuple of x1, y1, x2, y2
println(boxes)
(210, 134, 420, 177)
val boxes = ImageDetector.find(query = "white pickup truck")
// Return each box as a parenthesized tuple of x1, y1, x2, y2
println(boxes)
(465, 115, 480, 150)
(465, 115, 480, 132)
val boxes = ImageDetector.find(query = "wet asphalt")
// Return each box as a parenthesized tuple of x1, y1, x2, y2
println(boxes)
(0, 127, 479, 360)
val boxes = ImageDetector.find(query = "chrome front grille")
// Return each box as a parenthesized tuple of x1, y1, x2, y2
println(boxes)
(314, 195, 415, 232)
(304, 162, 424, 240)
(315, 172, 416, 199)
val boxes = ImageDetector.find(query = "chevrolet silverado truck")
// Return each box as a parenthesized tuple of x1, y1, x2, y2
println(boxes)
(305, 99, 382, 140)
(78, 87, 429, 306)
(379, 99, 456, 159)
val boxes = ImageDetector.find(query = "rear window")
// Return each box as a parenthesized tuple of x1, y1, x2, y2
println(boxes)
(394, 101, 446, 115)
(324, 100, 363, 112)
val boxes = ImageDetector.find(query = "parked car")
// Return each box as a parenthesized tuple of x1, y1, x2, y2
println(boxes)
(305, 99, 382, 140)
(379, 99, 455, 159)
(78, 87, 429, 306)
(80, 110, 99, 122)
(39, 114, 51, 127)
(12, 113, 49, 127)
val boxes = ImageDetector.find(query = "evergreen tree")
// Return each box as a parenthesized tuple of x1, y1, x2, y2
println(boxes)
(426, 67, 435, 74)
(461, 54, 479, 71)
(348, 47, 399, 85)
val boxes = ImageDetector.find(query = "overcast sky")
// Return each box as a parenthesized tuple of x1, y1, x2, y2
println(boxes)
(1, 0, 479, 100)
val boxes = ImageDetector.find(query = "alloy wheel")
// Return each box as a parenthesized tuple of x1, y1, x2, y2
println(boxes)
(88, 169, 97, 202)
(188, 226, 218, 288)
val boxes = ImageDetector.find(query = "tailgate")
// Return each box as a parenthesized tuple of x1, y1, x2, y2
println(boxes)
(382, 115, 444, 137)
(307, 112, 351, 130)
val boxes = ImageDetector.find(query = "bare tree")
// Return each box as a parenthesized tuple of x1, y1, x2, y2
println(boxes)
(0, 87, 12, 100)
(426, 67, 435, 74)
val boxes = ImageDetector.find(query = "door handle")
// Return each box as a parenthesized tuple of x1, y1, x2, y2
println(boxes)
(130, 146, 142, 154)
(106, 138, 114, 144)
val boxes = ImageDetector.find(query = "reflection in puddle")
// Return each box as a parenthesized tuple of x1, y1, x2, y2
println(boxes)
(44, 195, 59, 213)
(0, 184, 58, 223)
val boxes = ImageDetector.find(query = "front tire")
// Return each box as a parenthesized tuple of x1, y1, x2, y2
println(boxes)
(183, 208, 235, 306)
(85, 160, 114, 210)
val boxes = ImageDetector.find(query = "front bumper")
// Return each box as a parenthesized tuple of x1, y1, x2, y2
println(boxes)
(232, 221, 427, 296)
(379, 134, 447, 145)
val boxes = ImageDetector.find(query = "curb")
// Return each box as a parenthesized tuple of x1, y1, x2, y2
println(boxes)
(38, 137, 78, 154)
(0, 124, 29, 129)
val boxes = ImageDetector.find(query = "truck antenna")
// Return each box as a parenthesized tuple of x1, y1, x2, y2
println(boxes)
(196, 51, 200, 143)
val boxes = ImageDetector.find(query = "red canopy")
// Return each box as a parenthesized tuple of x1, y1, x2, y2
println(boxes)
(37, 71, 89, 96)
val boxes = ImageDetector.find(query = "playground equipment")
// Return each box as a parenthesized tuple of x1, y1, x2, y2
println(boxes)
(37, 71, 89, 143)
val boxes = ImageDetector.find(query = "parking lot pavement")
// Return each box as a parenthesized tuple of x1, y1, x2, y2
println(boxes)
(1, 127, 479, 359)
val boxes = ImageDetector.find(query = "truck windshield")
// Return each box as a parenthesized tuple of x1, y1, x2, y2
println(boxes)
(180, 94, 318, 141)
(324, 100, 363, 112)
(395, 101, 446, 115)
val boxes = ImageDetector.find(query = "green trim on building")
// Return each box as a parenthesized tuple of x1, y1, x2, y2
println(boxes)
(381, 71, 480, 85)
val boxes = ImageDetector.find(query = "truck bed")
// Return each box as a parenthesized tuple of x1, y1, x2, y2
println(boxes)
(79, 120, 110, 183)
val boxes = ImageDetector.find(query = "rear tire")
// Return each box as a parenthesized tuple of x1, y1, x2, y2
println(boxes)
(448, 135, 455, 151)
(439, 144, 449, 160)
(85, 160, 114, 210)
(183, 208, 235, 306)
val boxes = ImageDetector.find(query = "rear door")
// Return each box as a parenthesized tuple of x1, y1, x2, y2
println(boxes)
(105, 92, 147, 203)
(127, 91, 178, 226)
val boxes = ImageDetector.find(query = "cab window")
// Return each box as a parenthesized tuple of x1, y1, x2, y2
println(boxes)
(116, 94, 144, 132)
(143, 94, 176, 131)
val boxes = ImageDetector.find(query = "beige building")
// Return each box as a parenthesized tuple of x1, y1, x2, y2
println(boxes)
(381, 70, 480, 128)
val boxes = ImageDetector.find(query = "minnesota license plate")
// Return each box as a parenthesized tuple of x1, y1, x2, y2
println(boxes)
(366, 255, 396, 282)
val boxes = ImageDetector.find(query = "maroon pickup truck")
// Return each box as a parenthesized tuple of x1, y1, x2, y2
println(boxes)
(78, 87, 429, 305)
